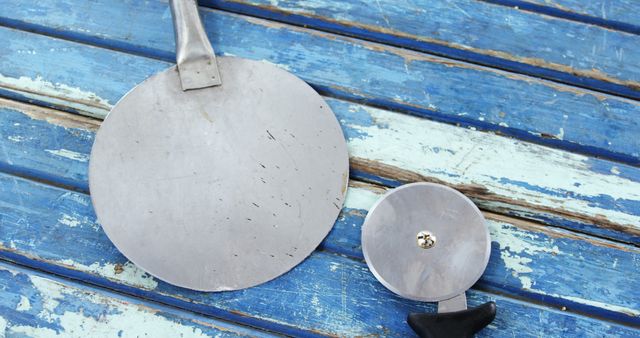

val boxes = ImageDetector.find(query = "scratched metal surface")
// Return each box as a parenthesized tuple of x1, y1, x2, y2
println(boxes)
(0, 0, 638, 336)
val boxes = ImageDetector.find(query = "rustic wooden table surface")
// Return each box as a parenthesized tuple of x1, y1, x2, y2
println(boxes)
(0, 0, 638, 336)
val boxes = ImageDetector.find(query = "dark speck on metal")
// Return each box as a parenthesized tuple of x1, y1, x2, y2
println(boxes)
(89, 0, 348, 291)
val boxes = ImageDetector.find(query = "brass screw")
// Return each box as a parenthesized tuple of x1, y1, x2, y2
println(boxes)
(417, 231, 436, 249)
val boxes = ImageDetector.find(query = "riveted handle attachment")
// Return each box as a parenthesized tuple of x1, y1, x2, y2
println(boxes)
(169, 0, 222, 90)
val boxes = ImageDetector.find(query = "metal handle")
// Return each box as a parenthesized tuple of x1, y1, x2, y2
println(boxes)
(170, 0, 221, 90)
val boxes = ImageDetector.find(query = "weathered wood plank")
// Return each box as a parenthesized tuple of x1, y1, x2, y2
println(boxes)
(0, 262, 278, 338)
(2, 167, 639, 327)
(3, 98, 637, 323)
(3, 87, 637, 322)
(2, 78, 640, 246)
(335, 187, 640, 324)
(491, 0, 640, 34)
(0, 174, 638, 336)
(198, 0, 640, 98)
(0, 110, 639, 328)
(2, 2, 640, 166)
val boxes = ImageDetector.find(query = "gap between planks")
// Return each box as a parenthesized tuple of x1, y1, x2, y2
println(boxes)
(0, 257, 285, 338)
(1, 95, 638, 247)
(0, 94, 634, 253)
(479, 0, 640, 35)
(197, 0, 640, 102)
(0, 109, 637, 329)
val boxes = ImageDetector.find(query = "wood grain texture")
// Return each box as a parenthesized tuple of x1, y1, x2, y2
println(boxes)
(0, 173, 638, 336)
(2, 63, 640, 246)
(0, 262, 277, 338)
(198, 0, 640, 99)
(0, 101, 638, 327)
(490, 0, 640, 34)
(2, 1, 640, 166)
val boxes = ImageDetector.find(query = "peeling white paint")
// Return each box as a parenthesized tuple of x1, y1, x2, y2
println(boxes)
(344, 186, 381, 210)
(56, 259, 158, 290)
(0, 316, 7, 334)
(30, 274, 65, 322)
(260, 59, 292, 72)
(310, 295, 324, 317)
(7, 135, 25, 142)
(4, 272, 214, 338)
(488, 221, 560, 290)
(58, 214, 81, 228)
(45, 149, 89, 162)
(0, 73, 111, 119)
(59, 192, 91, 207)
(16, 296, 30, 312)
(329, 262, 340, 272)
(343, 103, 640, 229)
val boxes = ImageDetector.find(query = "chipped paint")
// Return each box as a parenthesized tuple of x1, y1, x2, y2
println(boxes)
(0, 73, 111, 119)
(247, 0, 640, 93)
(7, 135, 25, 142)
(58, 214, 81, 228)
(344, 186, 380, 211)
(45, 149, 89, 162)
(0, 97, 101, 131)
(1, 268, 214, 337)
(341, 103, 640, 233)
(16, 295, 30, 312)
(489, 222, 560, 289)
(56, 259, 158, 290)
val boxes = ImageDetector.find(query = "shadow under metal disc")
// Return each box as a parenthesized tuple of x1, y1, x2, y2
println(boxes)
(89, 57, 349, 291)
(362, 183, 490, 302)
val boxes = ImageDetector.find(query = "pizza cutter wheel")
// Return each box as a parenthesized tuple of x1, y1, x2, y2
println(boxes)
(362, 183, 496, 338)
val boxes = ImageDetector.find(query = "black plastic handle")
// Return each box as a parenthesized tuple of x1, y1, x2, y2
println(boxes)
(407, 301, 497, 338)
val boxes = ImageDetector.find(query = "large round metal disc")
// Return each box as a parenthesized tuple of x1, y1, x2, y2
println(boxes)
(89, 57, 349, 291)
(361, 183, 490, 302)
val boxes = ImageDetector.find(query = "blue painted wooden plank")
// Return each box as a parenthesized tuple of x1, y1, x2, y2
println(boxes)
(199, 0, 640, 99)
(2, 2, 640, 166)
(2, 67, 640, 247)
(333, 195, 640, 325)
(484, 0, 640, 35)
(0, 261, 278, 337)
(2, 97, 640, 321)
(0, 99, 97, 192)
(0, 154, 639, 329)
(0, 174, 638, 336)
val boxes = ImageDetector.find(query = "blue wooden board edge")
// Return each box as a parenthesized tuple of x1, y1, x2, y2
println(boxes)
(481, 0, 640, 35)
(202, 0, 640, 102)
(0, 99, 638, 333)
(2, 3, 640, 167)
(0, 260, 279, 337)
(0, 223, 637, 337)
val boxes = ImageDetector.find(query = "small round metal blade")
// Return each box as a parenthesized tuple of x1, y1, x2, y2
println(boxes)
(89, 57, 349, 291)
(361, 183, 490, 302)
